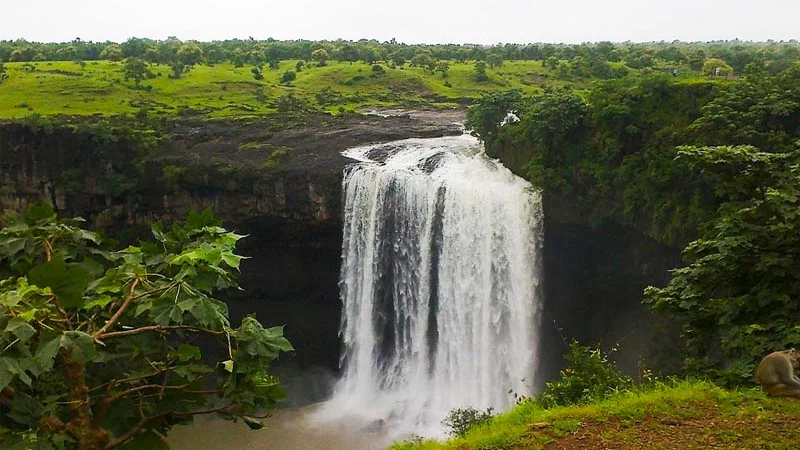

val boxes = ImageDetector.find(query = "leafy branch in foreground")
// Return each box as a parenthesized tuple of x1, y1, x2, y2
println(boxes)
(0, 205, 293, 449)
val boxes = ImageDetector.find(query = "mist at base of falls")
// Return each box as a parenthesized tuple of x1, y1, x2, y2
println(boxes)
(317, 134, 545, 439)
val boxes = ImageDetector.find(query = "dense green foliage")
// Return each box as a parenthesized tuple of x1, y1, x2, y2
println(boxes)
(645, 145, 800, 384)
(0, 206, 292, 449)
(468, 75, 718, 244)
(536, 341, 633, 407)
(469, 61, 800, 384)
(470, 64, 800, 245)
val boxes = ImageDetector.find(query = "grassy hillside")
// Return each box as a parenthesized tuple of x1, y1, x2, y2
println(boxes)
(392, 381, 800, 450)
(0, 59, 674, 119)
(0, 60, 541, 119)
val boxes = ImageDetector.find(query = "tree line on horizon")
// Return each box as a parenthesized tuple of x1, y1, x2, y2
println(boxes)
(1, 37, 798, 75)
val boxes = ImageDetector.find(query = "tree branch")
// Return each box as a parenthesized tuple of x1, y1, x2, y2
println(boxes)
(105, 414, 162, 449)
(51, 294, 73, 331)
(171, 404, 235, 417)
(158, 336, 170, 400)
(90, 369, 169, 393)
(105, 404, 235, 449)
(109, 383, 195, 402)
(96, 325, 224, 340)
(94, 278, 140, 338)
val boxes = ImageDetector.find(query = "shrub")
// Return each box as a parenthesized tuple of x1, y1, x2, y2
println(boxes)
(441, 407, 494, 437)
(281, 70, 296, 84)
(537, 341, 632, 407)
(252, 65, 264, 80)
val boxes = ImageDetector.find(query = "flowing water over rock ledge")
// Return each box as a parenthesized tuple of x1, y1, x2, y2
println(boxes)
(319, 134, 545, 439)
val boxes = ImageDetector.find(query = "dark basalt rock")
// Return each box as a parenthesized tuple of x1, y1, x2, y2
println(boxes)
(0, 107, 681, 398)
(0, 110, 465, 404)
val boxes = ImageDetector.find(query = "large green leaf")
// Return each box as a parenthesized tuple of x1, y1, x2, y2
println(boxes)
(25, 203, 56, 223)
(7, 391, 42, 427)
(29, 256, 92, 308)
(0, 357, 32, 390)
(4, 318, 36, 343)
(174, 344, 201, 362)
(31, 334, 61, 376)
(0, 237, 27, 259)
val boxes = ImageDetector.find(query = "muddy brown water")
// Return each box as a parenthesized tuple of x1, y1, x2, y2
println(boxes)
(166, 403, 395, 450)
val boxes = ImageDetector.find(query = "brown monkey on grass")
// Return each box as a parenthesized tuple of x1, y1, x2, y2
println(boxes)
(755, 348, 800, 397)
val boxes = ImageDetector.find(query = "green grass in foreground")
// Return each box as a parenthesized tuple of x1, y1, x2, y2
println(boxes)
(392, 380, 800, 450)
(0, 59, 566, 119)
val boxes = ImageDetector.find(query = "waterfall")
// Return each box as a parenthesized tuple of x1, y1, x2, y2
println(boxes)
(324, 134, 544, 438)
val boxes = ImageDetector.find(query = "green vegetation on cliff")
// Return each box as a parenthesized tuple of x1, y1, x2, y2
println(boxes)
(468, 62, 800, 384)
(393, 381, 800, 450)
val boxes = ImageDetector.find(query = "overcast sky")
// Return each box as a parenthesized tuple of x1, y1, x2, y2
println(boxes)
(5, 0, 799, 44)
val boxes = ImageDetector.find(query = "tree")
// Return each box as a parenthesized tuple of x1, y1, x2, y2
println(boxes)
(99, 44, 122, 62)
(542, 56, 559, 70)
(486, 54, 503, 68)
(0, 62, 7, 84)
(0, 206, 293, 449)
(474, 60, 488, 82)
(311, 49, 329, 67)
(123, 57, 150, 86)
(280, 70, 296, 84)
(465, 89, 523, 144)
(435, 61, 450, 77)
(336, 43, 359, 64)
(295, 60, 305, 72)
(410, 51, 435, 72)
(390, 52, 406, 67)
(251, 65, 264, 80)
(170, 43, 204, 79)
(689, 66, 800, 153)
(645, 145, 800, 384)
(702, 58, 733, 77)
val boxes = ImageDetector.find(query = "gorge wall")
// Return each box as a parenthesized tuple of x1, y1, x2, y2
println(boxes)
(0, 112, 681, 399)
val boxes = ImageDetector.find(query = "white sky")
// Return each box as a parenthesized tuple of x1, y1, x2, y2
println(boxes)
(4, 0, 799, 44)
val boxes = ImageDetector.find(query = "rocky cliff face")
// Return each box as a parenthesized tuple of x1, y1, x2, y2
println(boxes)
(0, 111, 679, 399)
(0, 112, 464, 403)
(537, 193, 682, 382)
(1, 113, 462, 228)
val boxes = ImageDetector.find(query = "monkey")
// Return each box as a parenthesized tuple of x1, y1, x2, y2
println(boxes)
(755, 348, 800, 398)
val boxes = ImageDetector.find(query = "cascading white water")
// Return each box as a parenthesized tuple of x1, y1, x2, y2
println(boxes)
(321, 134, 544, 439)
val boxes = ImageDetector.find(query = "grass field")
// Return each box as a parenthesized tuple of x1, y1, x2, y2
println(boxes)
(391, 381, 800, 450)
(0, 58, 729, 122)
(0, 59, 574, 119)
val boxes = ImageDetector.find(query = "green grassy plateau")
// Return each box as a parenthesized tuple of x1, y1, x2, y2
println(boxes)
(0, 60, 556, 119)
(0, 59, 713, 120)
(392, 381, 800, 450)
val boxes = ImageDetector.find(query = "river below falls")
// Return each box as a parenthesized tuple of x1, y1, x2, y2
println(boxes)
(166, 403, 395, 450)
